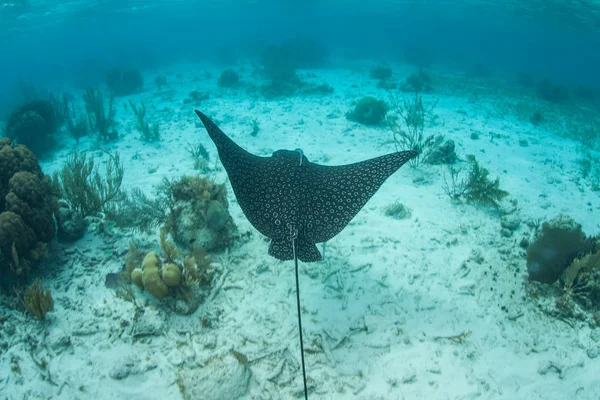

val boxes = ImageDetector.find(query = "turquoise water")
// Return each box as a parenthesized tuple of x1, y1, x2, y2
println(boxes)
(1, 1, 600, 400)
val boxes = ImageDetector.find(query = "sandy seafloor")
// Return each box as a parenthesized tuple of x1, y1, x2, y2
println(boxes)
(1, 59, 600, 400)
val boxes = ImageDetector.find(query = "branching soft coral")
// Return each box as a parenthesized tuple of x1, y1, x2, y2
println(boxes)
(52, 150, 123, 218)
(443, 155, 508, 208)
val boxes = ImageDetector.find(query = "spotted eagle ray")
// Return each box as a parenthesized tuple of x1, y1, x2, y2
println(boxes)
(195, 110, 416, 399)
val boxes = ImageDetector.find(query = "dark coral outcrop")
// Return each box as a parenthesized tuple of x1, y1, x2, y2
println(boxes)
(0, 138, 56, 280)
(166, 175, 236, 252)
(5, 100, 58, 157)
(527, 215, 594, 284)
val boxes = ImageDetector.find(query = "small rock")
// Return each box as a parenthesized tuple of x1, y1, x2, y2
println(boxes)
(500, 215, 521, 231)
(109, 354, 140, 380)
(587, 346, 599, 359)
(177, 353, 250, 400)
(133, 307, 165, 337)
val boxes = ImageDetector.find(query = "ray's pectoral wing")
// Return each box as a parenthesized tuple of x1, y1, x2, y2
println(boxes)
(195, 110, 283, 239)
(303, 150, 416, 243)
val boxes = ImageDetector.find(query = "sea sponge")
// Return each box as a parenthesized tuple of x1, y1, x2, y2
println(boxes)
(527, 215, 593, 284)
(162, 263, 181, 287)
(141, 252, 169, 299)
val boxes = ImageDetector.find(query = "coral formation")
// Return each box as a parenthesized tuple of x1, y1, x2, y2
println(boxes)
(369, 66, 392, 80)
(54, 201, 87, 242)
(125, 237, 215, 312)
(22, 278, 53, 319)
(425, 140, 457, 165)
(53, 150, 123, 220)
(400, 69, 432, 93)
(106, 68, 144, 96)
(129, 101, 160, 142)
(443, 155, 509, 207)
(183, 91, 210, 106)
(141, 252, 169, 299)
(562, 250, 600, 311)
(536, 79, 569, 104)
(5, 100, 58, 157)
(386, 92, 442, 167)
(346, 96, 388, 125)
(154, 75, 167, 89)
(0, 138, 56, 279)
(217, 69, 239, 88)
(162, 263, 182, 287)
(165, 175, 236, 252)
(527, 215, 594, 284)
(462, 155, 508, 207)
(83, 88, 118, 142)
(383, 201, 412, 220)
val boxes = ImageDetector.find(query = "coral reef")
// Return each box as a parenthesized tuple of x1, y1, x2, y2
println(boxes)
(124, 236, 215, 315)
(369, 66, 392, 80)
(141, 251, 169, 299)
(217, 69, 239, 88)
(561, 250, 600, 311)
(183, 91, 210, 106)
(403, 46, 433, 68)
(400, 69, 432, 93)
(0, 138, 56, 279)
(5, 99, 58, 157)
(154, 75, 167, 89)
(256, 40, 328, 98)
(259, 44, 300, 84)
(346, 96, 388, 125)
(536, 79, 569, 104)
(106, 67, 143, 96)
(465, 64, 492, 79)
(527, 215, 593, 284)
(425, 140, 457, 165)
(164, 175, 236, 252)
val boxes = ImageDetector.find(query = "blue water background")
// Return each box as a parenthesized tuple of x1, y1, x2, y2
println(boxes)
(0, 0, 599, 113)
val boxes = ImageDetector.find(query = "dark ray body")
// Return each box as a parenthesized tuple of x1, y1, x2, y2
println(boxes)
(194, 110, 416, 261)
(195, 110, 415, 400)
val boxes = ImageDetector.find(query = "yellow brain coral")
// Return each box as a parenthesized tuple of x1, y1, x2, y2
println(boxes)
(141, 252, 169, 299)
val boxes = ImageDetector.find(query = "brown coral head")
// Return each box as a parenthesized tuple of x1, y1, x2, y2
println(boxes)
(526, 216, 592, 284)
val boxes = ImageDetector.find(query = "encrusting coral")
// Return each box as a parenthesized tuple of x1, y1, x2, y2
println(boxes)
(165, 175, 236, 252)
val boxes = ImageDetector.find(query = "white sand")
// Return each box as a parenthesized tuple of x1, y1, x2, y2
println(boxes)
(1, 60, 599, 400)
